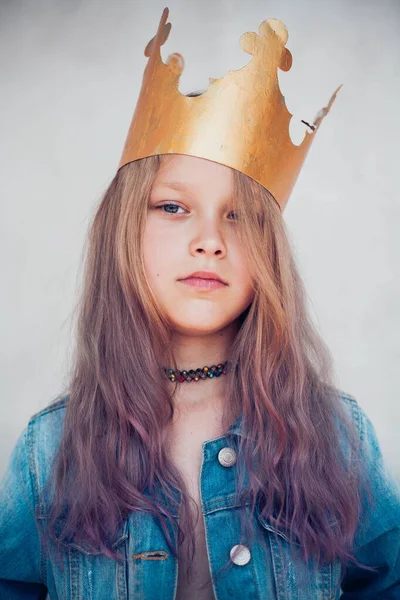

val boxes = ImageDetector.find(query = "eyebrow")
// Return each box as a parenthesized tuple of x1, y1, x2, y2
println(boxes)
(154, 181, 191, 191)
(152, 180, 235, 203)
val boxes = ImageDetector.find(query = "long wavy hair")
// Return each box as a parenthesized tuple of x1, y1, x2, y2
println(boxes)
(40, 152, 374, 591)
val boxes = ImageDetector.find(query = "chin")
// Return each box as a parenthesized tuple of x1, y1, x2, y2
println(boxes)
(168, 312, 241, 337)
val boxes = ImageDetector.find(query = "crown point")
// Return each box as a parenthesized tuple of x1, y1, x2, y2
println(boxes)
(120, 9, 338, 212)
(144, 7, 172, 57)
(239, 31, 258, 56)
(167, 52, 184, 75)
(162, 7, 169, 20)
(279, 48, 292, 72)
(262, 18, 289, 45)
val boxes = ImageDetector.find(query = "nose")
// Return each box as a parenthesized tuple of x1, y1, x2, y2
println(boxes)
(189, 218, 227, 258)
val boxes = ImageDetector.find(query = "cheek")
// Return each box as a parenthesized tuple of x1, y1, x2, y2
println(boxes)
(235, 263, 253, 292)
(142, 223, 179, 289)
(143, 223, 164, 273)
(229, 245, 254, 300)
(238, 276, 255, 311)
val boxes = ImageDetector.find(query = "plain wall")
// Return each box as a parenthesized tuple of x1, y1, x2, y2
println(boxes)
(1, 0, 399, 481)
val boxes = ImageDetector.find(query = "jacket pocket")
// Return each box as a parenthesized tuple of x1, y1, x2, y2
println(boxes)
(256, 509, 342, 600)
(37, 513, 129, 600)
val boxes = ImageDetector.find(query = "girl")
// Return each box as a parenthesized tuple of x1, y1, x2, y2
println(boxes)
(1, 8, 399, 600)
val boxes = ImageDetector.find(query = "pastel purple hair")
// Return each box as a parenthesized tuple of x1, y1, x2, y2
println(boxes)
(39, 154, 374, 592)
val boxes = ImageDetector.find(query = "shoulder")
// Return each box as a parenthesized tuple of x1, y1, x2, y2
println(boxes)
(29, 394, 69, 422)
(23, 394, 70, 511)
(26, 394, 69, 461)
(332, 389, 363, 454)
(336, 389, 393, 465)
(338, 389, 400, 523)
(334, 388, 374, 445)
(332, 389, 399, 495)
(336, 388, 360, 424)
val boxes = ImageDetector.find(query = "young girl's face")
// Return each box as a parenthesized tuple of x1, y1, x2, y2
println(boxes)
(143, 154, 255, 336)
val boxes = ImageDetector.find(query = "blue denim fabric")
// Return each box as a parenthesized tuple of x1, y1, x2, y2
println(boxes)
(0, 391, 399, 599)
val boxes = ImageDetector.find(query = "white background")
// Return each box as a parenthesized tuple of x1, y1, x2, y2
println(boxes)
(0, 0, 399, 479)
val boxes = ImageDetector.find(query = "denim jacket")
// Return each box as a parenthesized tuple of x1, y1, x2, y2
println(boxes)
(1, 391, 399, 600)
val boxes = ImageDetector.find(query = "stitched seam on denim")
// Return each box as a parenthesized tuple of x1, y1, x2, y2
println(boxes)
(204, 493, 251, 510)
(260, 526, 293, 545)
(199, 444, 219, 600)
(203, 504, 245, 517)
(170, 506, 180, 600)
(28, 395, 68, 424)
(339, 392, 359, 417)
(249, 539, 262, 600)
(205, 495, 238, 506)
(319, 562, 331, 599)
(116, 537, 128, 600)
(354, 402, 364, 444)
(269, 534, 288, 600)
(328, 562, 332, 599)
(65, 548, 69, 600)
(340, 393, 361, 473)
(339, 391, 357, 403)
(69, 547, 79, 599)
(348, 397, 362, 474)
(25, 420, 48, 583)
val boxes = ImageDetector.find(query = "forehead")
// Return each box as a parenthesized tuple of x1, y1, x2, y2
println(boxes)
(155, 154, 234, 195)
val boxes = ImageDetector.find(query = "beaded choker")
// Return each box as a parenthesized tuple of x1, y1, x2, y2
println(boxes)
(163, 361, 229, 383)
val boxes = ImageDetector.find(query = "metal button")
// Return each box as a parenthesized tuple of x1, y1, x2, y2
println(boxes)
(230, 544, 251, 566)
(218, 447, 237, 467)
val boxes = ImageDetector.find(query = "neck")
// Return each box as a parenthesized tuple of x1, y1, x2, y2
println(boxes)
(166, 321, 238, 410)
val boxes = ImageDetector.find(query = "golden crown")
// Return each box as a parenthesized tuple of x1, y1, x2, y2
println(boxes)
(117, 7, 342, 212)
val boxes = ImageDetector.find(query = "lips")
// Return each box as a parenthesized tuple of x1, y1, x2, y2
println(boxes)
(179, 271, 228, 285)
(178, 270, 228, 290)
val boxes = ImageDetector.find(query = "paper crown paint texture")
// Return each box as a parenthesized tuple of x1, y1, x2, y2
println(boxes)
(117, 7, 342, 212)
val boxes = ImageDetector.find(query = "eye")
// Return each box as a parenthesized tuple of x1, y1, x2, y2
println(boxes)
(154, 202, 186, 215)
(228, 210, 240, 221)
